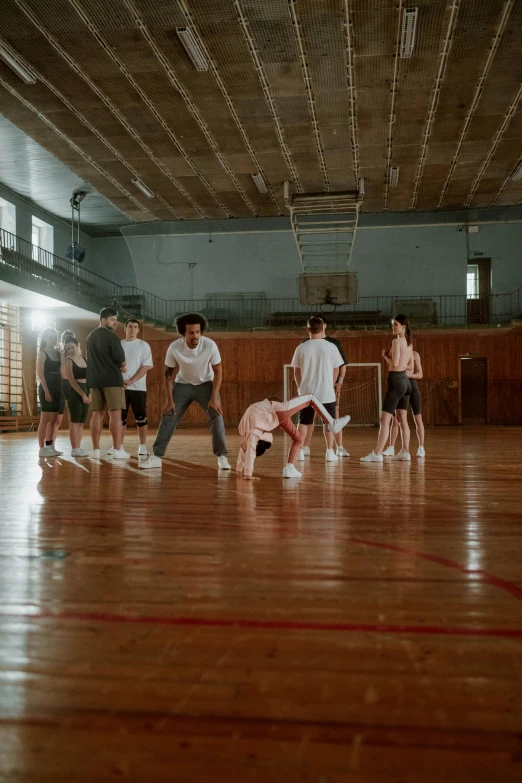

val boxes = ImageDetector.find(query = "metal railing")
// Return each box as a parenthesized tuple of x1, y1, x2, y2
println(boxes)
(0, 228, 121, 312)
(1, 228, 521, 331)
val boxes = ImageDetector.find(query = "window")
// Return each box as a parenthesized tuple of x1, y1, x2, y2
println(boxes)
(31, 223, 40, 260)
(467, 264, 479, 299)
(31, 216, 54, 265)
(0, 196, 16, 237)
(0, 303, 23, 416)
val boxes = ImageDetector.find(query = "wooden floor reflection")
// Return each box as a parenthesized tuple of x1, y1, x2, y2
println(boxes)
(1, 426, 522, 781)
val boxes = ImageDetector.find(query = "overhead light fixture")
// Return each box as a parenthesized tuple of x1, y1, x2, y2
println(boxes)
(0, 40, 37, 84)
(132, 179, 154, 198)
(512, 161, 522, 181)
(400, 7, 418, 59)
(252, 173, 267, 194)
(389, 167, 400, 187)
(176, 27, 209, 71)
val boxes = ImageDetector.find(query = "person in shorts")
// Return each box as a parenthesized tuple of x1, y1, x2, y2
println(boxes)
(110, 318, 153, 457)
(86, 307, 129, 460)
(290, 316, 345, 464)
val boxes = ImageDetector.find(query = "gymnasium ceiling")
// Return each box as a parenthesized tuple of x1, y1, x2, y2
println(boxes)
(0, 0, 521, 229)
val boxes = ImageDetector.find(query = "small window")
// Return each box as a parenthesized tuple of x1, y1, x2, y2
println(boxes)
(31, 224, 40, 260)
(467, 264, 479, 299)
(0, 196, 16, 235)
(31, 216, 54, 265)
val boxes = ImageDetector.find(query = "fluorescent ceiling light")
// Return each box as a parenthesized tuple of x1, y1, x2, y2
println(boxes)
(400, 7, 418, 58)
(252, 173, 267, 194)
(389, 167, 400, 187)
(512, 161, 522, 181)
(132, 179, 154, 198)
(0, 41, 37, 84)
(176, 27, 208, 71)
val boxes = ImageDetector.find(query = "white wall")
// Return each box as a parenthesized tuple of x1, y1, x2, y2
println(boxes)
(106, 219, 522, 302)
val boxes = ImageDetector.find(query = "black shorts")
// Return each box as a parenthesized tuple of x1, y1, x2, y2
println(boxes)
(383, 372, 410, 415)
(409, 378, 421, 415)
(122, 390, 148, 427)
(68, 383, 90, 424)
(298, 400, 336, 425)
(39, 374, 64, 414)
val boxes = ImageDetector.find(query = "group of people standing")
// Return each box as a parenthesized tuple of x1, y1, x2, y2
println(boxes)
(37, 307, 153, 459)
(36, 307, 425, 479)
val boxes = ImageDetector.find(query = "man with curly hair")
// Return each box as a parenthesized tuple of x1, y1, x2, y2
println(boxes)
(140, 313, 230, 470)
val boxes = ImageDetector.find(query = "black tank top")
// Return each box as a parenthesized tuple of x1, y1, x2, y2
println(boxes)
(42, 351, 61, 375)
(68, 358, 87, 379)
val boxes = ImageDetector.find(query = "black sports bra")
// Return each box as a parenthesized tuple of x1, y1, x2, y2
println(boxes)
(42, 351, 61, 375)
(68, 358, 87, 379)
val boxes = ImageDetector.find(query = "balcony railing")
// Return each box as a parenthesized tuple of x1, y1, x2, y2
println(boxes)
(1, 228, 521, 331)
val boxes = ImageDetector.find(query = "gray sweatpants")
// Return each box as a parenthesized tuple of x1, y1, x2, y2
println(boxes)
(153, 381, 227, 457)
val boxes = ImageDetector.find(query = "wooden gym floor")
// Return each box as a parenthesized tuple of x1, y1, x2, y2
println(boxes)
(1, 426, 522, 782)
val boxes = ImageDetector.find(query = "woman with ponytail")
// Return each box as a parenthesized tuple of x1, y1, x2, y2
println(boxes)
(360, 314, 413, 462)
(37, 328, 64, 457)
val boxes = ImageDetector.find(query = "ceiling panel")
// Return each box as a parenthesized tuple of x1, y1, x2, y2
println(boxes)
(0, 0, 519, 226)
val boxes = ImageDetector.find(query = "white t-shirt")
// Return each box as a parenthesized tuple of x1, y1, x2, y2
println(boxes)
(121, 339, 153, 392)
(291, 339, 343, 404)
(165, 336, 221, 385)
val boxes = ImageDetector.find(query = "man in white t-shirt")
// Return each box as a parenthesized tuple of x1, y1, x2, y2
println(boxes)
(140, 313, 230, 470)
(291, 315, 344, 463)
(107, 318, 153, 457)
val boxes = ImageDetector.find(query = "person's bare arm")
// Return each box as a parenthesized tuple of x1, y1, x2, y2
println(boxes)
(334, 364, 346, 398)
(163, 364, 176, 413)
(66, 359, 89, 403)
(294, 367, 302, 388)
(410, 353, 423, 379)
(37, 352, 52, 402)
(390, 337, 401, 366)
(208, 363, 223, 416)
(124, 365, 152, 388)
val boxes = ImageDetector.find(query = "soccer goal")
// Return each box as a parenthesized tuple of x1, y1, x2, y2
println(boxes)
(283, 363, 382, 426)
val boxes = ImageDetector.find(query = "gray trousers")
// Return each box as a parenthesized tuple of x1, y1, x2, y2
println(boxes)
(153, 381, 227, 457)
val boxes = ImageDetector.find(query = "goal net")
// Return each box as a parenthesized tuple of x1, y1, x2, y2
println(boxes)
(284, 363, 382, 426)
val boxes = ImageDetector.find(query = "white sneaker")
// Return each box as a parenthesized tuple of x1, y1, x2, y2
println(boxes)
(106, 447, 114, 456)
(325, 449, 338, 462)
(71, 448, 89, 457)
(139, 455, 162, 469)
(336, 446, 350, 457)
(328, 415, 350, 435)
(39, 445, 57, 457)
(360, 451, 383, 462)
(90, 449, 101, 459)
(417, 446, 425, 458)
(50, 445, 63, 456)
(282, 464, 302, 478)
(383, 446, 395, 457)
(138, 444, 148, 456)
(392, 451, 411, 461)
(217, 455, 231, 470)
(112, 448, 131, 459)
(302, 446, 310, 456)
(296, 448, 306, 461)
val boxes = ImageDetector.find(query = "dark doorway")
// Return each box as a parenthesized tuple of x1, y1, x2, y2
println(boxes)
(460, 357, 487, 424)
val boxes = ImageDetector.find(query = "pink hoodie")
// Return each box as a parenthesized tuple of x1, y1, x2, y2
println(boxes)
(237, 399, 285, 477)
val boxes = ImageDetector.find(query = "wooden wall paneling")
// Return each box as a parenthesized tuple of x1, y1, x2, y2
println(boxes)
(138, 330, 522, 428)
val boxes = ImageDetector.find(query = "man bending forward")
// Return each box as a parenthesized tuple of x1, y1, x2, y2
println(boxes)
(140, 313, 230, 470)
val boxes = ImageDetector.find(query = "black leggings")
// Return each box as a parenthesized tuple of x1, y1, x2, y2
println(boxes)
(382, 371, 410, 415)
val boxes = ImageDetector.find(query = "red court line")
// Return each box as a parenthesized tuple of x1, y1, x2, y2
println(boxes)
(1, 609, 522, 638)
(345, 536, 522, 603)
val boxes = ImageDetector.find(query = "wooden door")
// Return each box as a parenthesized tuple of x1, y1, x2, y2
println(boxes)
(460, 357, 487, 424)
